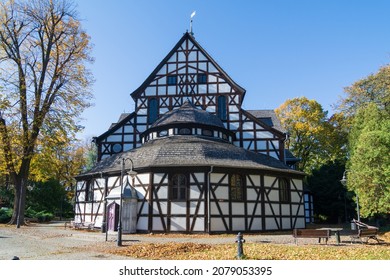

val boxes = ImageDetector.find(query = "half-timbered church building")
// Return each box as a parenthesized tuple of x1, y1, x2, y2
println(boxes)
(75, 32, 307, 233)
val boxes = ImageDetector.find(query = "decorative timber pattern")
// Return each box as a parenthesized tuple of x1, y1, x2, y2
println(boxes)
(94, 33, 285, 162)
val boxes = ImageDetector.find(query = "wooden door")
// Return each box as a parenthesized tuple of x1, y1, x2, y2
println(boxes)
(107, 202, 119, 231)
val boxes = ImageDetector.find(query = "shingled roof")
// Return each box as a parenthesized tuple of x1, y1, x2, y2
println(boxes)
(151, 101, 224, 129)
(77, 135, 304, 178)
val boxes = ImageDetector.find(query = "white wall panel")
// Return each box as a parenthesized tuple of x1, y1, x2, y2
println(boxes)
(211, 173, 227, 184)
(190, 202, 204, 215)
(170, 217, 187, 231)
(171, 202, 186, 214)
(214, 186, 228, 199)
(231, 202, 245, 215)
(265, 218, 278, 230)
(210, 218, 226, 231)
(156, 186, 168, 199)
(191, 217, 205, 231)
(232, 218, 245, 231)
(249, 218, 262, 231)
(264, 176, 276, 187)
(152, 217, 166, 231)
(137, 217, 148, 231)
(281, 205, 290, 215)
(282, 218, 291, 229)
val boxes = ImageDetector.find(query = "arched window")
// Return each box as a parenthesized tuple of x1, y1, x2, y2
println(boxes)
(148, 98, 158, 124)
(230, 174, 244, 201)
(279, 178, 291, 203)
(171, 174, 187, 201)
(217, 95, 227, 121)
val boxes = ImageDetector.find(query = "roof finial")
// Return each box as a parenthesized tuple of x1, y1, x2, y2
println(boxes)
(190, 11, 196, 36)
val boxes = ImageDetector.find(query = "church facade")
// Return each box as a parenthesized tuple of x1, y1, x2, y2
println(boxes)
(75, 32, 306, 233)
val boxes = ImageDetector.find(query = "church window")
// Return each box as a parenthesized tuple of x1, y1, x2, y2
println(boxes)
(167, 75, 177, 85)
(148, 98, 159, 124)
(171, 174, 187, 201)
(217, 95, 227, 121)
(230, 174, 244, 201)
(279, 178, 291, 203)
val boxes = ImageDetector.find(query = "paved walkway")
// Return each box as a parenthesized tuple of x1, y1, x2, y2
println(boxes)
(0, 221, 347, 260)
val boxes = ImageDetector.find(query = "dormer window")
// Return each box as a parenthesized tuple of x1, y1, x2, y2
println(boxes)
(178, 128, 191, 135)
(158, 130, 168, 137)
(202, 129, 213, 137)
(167, 75, 177, 85)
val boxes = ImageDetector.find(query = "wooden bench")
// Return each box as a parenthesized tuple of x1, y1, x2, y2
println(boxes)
(65, 221, 95, 230)
(350, 228, 380, 244)
(293, 229, 331, 245)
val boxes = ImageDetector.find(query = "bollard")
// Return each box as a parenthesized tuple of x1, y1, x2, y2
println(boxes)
(235, 232, 245, 259)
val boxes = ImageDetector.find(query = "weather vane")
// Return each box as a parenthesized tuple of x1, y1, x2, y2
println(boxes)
(190, 11, 196, 36)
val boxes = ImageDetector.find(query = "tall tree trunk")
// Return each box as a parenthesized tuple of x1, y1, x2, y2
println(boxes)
(9, 176, 27, 226)
(9, 166, 30, 226)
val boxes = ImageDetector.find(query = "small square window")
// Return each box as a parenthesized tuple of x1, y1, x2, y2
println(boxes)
(167, 75, 177, 85)
(197, 74, 207, 84)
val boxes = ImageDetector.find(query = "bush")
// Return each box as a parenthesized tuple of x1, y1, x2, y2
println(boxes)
(36, 211, 54, 222)
(0, 208, 12, 223)
(25, 207, 54, 222)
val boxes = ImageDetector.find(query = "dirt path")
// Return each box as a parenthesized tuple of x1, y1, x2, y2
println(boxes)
(0, 221, 334, 260)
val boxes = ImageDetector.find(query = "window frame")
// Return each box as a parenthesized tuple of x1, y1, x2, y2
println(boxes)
(217, 95, 227, 121)
(167, 75, 177, 85)
(85, 180, 94, 202)
(197, 73, 207, 84)
(229, 174, 245, 201)
(170, 173, 188, 201)
(279, 178, 291, 203)
(148, 98, 159, 124)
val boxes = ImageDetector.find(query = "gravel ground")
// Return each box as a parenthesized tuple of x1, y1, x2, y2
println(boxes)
(0, 221, 344, 260)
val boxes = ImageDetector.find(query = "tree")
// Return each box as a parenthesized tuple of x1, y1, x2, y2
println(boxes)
(338, 64, 390, 118)
(275, 97, 345, 174)
(306, 161, 356, 223)
(0, 0, 93, 226)
(347, 103, 390, 218)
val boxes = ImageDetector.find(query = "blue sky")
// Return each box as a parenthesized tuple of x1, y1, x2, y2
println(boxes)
(75, 0, 390, 140)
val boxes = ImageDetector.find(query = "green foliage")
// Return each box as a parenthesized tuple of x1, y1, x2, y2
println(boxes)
(340, 64, 390, 117)
(306, 161, 355, 223)
(0, 0, 93, 224)
(25, 208, 54, 222)
(27, 179, 73, 218)
(276, 97, 346, 174)
(0, 207, 12, 223)
(0, 184, 13, 208)
(347, 103, 390, 218)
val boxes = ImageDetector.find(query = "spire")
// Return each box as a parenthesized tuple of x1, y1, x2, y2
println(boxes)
(190, 11, 196, 36)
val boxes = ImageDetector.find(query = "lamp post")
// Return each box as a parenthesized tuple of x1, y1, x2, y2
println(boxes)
(117, 157, 136, 246)
(340, 170, 360, 222)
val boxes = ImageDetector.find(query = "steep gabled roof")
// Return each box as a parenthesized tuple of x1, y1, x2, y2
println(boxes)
(95, 111, 136, 141)
(130, 32, 246, 101)
(246, 109, 285, 133)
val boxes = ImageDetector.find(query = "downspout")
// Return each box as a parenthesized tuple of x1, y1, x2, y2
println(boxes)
(207, 166, 214, 234)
